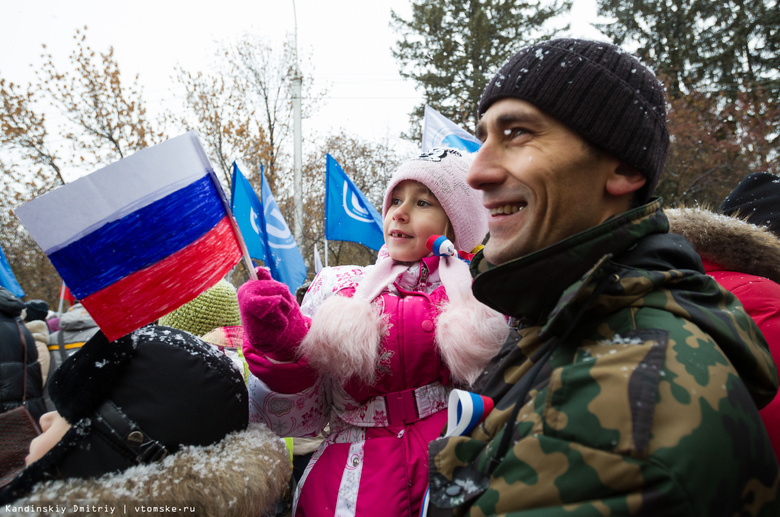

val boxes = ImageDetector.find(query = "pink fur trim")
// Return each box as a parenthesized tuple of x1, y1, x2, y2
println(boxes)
(435, 257, 509, 385)
(299, 258, 407, 383)
(298, 294, 385, 384)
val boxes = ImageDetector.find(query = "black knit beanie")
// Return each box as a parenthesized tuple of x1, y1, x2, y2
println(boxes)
(719, 172, 780, 237)
(24, 300, 49, 322)
(478, 38, 669, 204)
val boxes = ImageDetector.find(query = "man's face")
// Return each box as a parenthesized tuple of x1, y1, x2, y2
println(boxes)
(468, 98, 622, 265)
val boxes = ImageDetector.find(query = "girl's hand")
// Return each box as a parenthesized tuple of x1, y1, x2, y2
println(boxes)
(238, 268, 310, 361)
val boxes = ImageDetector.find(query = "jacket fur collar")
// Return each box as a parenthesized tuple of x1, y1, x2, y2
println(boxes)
(666, 206, 780, 284)
(5, 424, 290, 516)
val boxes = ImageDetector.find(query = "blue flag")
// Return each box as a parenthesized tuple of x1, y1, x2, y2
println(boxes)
(422, 105, 481, 153)
(0, 243, 24, 298)
(231, 162, 268, 263)
(230, 162, 307, 293)
(325, 154, 384, 251)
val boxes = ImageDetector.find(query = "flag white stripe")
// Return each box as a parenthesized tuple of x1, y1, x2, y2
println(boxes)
(15, 131, 210, 252)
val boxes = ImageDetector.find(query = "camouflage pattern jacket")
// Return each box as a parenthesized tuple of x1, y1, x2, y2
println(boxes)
(427, 200, 780, 516)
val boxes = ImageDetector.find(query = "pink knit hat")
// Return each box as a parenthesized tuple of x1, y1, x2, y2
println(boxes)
(382, 148, 488, 253)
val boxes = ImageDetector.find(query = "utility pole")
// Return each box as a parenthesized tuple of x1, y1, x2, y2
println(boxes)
(292, 0, 304, 250)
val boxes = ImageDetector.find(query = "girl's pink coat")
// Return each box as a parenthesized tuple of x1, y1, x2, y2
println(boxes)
(244, 259, 455, 517)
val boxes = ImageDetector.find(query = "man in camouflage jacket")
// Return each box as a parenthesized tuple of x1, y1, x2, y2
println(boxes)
(426, 38, 779, 516)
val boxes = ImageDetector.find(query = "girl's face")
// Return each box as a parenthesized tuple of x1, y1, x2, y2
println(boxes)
(384, 180, 450, 262)
(26, 411, 71, 466)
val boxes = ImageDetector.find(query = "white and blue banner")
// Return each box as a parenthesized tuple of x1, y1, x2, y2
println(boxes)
(230, 161, 307, 293)
(325, 154, 384, 252)
(0, 243, 24, 298)
(422, 104, 481, 153)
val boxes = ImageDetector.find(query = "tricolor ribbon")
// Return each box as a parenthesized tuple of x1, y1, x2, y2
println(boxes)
(426, 235, 476, 264)
(419, 389, 494, 516)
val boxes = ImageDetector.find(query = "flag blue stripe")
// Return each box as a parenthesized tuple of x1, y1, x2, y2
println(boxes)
(465, 393, 484, 434)
(49, 174, 225, 299)
(442, 135, 481, 153)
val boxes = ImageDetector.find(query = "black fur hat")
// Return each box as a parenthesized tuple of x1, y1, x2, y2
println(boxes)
(0, 325, 248, 503)
(719, 172, 780, 238)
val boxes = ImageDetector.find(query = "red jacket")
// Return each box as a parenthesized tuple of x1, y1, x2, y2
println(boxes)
(668, 207, 780, 462)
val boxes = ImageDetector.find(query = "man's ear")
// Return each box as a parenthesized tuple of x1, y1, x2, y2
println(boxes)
(606, 162, 646, 197)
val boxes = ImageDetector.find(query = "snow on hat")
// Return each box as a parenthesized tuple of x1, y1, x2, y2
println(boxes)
(0, 325, 248, 502)
(478, 38, 669, 204)
(719, 172, 780, 238)
(159, 279, 241, 338)
(382, 148, 488, 253)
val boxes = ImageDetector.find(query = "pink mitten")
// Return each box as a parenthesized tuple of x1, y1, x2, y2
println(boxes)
(238, 268, 310, 361)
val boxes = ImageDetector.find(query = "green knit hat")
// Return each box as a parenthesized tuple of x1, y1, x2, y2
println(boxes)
(158, 279, 241, 337)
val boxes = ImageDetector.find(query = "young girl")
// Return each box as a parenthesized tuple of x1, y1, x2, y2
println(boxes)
(239, 148, 508, 517)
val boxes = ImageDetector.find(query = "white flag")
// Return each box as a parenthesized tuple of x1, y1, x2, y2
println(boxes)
(314, 242, 324, 274)
(422, 105, 481, 153)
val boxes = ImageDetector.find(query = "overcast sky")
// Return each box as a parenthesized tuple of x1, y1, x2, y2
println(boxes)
(1, 0, 606, 179)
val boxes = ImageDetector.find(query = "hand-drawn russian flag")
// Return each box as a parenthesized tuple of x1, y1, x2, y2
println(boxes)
(14, 131, 243, 341)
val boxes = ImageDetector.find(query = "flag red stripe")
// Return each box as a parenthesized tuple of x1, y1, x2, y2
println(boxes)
(82, 216, 242, 340)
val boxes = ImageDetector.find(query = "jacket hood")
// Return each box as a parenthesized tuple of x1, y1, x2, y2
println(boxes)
(24, 320, 49, 341)
(666, 206, 780, 284)
(0, 287, 25, 318)
(2, 424, 291, 516)
(58, 304, 97, 331)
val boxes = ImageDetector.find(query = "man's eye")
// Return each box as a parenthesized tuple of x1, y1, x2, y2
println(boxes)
(504, 128, 525, 138)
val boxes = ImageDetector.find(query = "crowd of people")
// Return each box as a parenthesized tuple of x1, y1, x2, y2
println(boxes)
(1, 37, 779, 516)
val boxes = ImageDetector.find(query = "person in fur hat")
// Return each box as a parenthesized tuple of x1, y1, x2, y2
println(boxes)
(0, 325, 291, 516)
(238, 147, 509, 517)
(667, 185, 780, 464)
